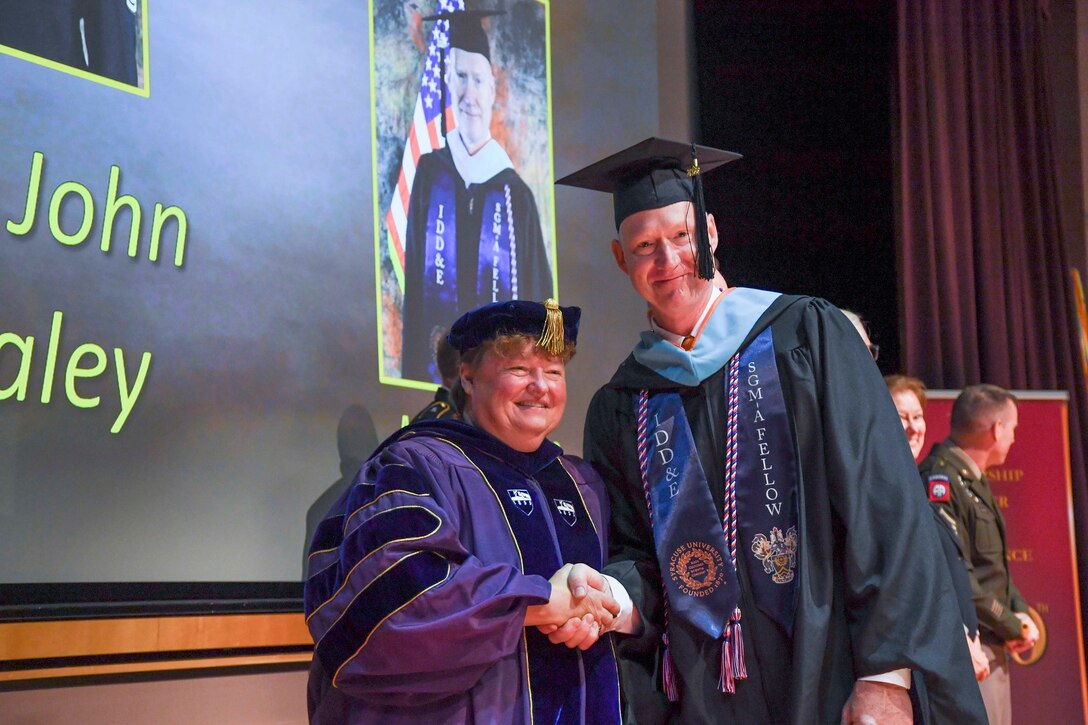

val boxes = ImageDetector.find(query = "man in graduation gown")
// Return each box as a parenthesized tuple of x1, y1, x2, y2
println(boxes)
(305, 299, 621, 724)
(401, 10, 552, 383)
(555, 138, 987, 723)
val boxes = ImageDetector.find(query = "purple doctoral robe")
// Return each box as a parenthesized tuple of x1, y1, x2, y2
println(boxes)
(304, 419, 621, 724)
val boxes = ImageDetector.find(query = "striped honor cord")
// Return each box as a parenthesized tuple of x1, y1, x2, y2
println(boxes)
(720, 352, 748, 694)
(505, 184, 518, 299)
(636, 389, 680, 702)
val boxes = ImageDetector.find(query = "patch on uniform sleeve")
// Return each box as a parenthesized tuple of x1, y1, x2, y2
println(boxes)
(928, 474, 952, 502)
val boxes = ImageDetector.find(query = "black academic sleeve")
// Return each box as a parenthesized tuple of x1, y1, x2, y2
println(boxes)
(795, 299, 985, 722)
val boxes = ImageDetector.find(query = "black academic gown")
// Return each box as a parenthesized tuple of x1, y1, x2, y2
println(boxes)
(585, 293, 986, 724)
(932, 507, 979, 638)
(401, 146, 552, 382)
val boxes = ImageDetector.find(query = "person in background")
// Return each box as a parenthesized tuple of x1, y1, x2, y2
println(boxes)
(841, 308, 880, 362)
(884, 374, 990, 685)
(884, 374, 927, 459)
(554, 137, 985, 724)
(918, 384, 1039, 725)
(305, 299, 621, 724)
(411, 332, 462, 422)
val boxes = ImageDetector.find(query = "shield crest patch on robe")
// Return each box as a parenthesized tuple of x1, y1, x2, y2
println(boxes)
(507, 488, 534, 516)
(553, 499, 577, 527)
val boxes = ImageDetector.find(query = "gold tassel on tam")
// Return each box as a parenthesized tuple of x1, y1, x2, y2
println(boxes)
(537, 298, 565, 355)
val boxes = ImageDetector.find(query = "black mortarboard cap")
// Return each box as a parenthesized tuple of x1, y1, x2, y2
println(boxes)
(448, 299, 581, 356)
(422, 8, 504, 62)
(556, 137, 741, 279)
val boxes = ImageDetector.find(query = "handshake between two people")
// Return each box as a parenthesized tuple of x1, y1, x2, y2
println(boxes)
(524, 563, 621, 651)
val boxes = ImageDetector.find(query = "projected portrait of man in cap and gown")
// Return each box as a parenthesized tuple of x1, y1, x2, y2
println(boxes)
(398, 7, 553, 384)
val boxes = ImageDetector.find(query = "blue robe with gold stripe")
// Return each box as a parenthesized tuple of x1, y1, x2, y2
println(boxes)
(305, 419, 620, 724)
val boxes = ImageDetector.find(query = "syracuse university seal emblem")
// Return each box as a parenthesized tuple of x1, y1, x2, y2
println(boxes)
(751, 526, 798, 584)
(669, 542, 725, 597)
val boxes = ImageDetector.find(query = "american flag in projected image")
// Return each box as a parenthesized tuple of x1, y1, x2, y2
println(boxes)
(386, 0, 464, 291)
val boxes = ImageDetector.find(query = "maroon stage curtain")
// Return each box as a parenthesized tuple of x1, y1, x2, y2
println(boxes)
(895, 0, 1088, 645)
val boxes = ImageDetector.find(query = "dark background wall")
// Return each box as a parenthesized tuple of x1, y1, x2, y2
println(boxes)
(692, 0, 1087, 378)
(694, 0, 899, 371)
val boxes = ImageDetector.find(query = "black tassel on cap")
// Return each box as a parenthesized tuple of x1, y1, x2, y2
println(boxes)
(689, 144, 714, 280)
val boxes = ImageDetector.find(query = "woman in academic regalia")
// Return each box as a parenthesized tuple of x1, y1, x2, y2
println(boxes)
(305, 299, 621, 725)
